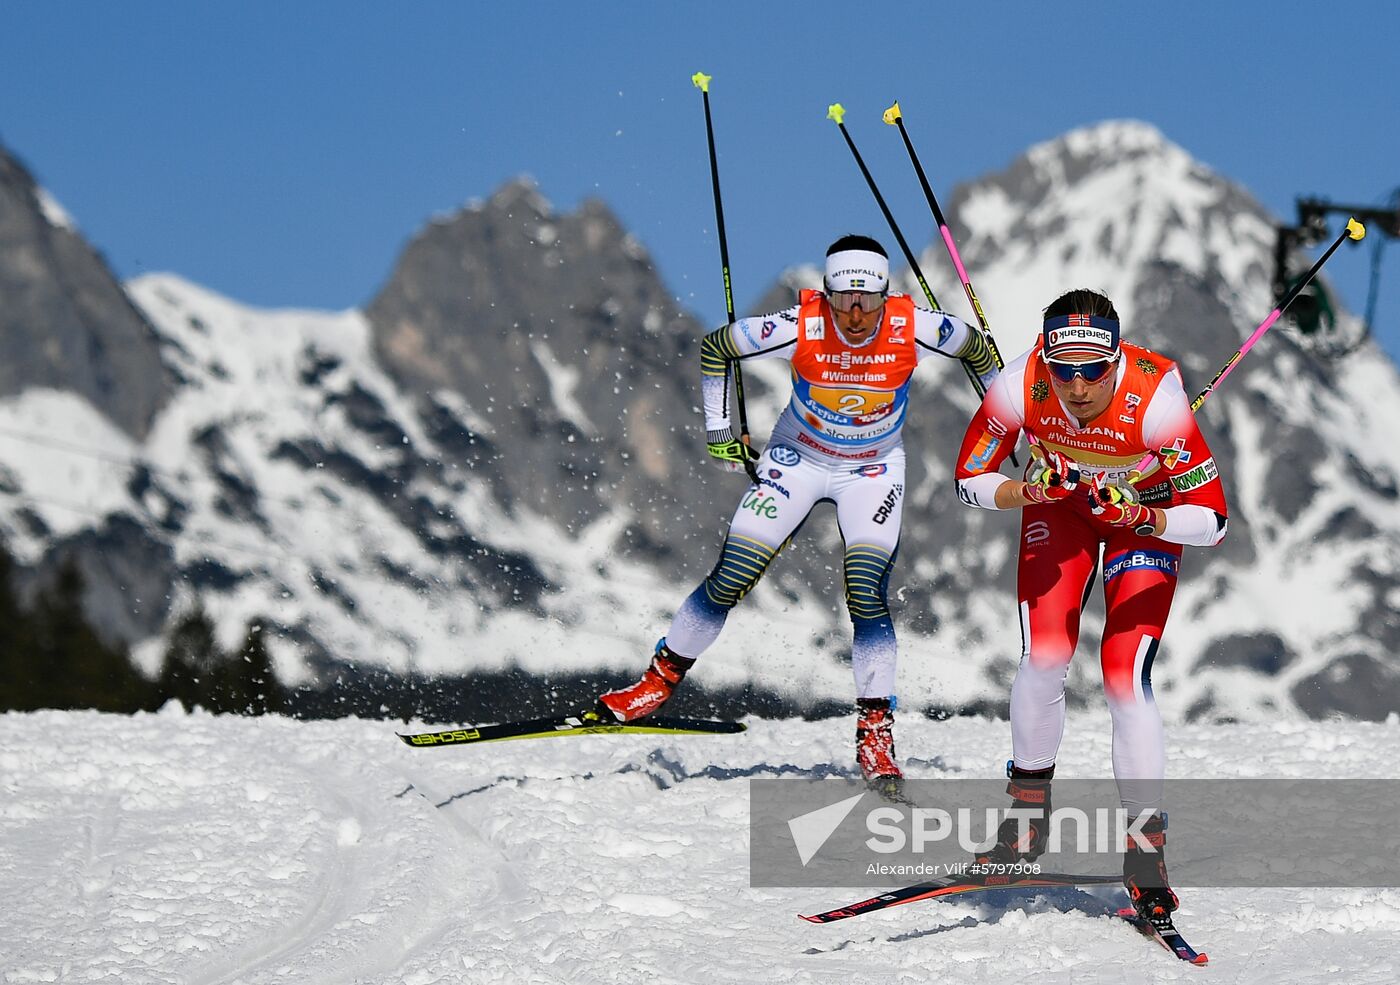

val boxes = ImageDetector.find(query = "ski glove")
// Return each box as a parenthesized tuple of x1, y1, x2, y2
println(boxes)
(1023, 447, 1080, 504)
(706, 428, 758, 474)
(1088, 471, 1155, 530)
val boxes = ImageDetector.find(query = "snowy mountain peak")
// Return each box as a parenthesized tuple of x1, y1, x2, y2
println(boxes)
(944, 119, 1275, 357)
(1033, 118, 1174, 167)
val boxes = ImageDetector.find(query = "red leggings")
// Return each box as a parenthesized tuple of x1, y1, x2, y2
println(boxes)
(1011, 502, 1182, 813)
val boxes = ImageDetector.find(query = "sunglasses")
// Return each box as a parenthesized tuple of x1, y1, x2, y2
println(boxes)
(1046, 357, 1117, 384)
(828, 290, 887, 313)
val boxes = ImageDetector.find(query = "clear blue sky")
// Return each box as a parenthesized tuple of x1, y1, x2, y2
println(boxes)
(3, 3, 1398, 360)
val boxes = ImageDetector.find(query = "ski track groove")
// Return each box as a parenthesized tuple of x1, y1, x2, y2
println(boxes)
(183, 759, 364, 985)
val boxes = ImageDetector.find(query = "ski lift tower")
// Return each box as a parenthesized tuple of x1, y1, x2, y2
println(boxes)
(1275, 193, 1400, 345)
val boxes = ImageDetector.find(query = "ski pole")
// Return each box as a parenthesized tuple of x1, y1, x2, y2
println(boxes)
(1118, 217, 1366, 482)
(693, 71, 759, 484)
(826, 103, 988, 404)
(1190, 218, 1366, 412)
(882, 102, 1008, 373)
(880, 101, 1019, 465)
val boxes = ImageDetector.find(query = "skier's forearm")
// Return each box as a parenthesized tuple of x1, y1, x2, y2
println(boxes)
(956, 473, 1017, 510)
(1157, 505, 1228, 547)
(954, 327, 999, 389)
(700, 326, 740, 427)
(701, 374, 731, 431)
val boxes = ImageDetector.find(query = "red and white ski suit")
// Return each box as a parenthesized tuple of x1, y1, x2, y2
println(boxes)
(954, 341, 1227, 813)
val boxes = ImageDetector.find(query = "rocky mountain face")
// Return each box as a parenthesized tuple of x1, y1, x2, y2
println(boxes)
(0, 145, 169, 438)
(365, 180, 721, 570)
(1, 123, 1396, 723)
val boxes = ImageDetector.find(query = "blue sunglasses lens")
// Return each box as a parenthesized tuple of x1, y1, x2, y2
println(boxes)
(1049, 359, 1114, 383)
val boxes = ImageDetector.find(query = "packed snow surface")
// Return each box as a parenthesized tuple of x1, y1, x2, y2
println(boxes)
(3, 709, 1398, 984)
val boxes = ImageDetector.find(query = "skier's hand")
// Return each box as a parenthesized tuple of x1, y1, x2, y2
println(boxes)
(706, 428, 758, 474)
(1023, 447, 1080, 504)
(1089, 471, 1155, 530)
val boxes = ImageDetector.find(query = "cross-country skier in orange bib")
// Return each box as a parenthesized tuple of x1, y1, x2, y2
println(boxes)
(953, 288, 1228, 927)
(599, 235, 998, 790)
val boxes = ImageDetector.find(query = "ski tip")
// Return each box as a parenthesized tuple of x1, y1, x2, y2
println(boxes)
(1191, 953, 1209, 966)
(797, 913, 822, 923)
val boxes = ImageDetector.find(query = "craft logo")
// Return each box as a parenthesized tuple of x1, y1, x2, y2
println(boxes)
(871, 484, 904, 525)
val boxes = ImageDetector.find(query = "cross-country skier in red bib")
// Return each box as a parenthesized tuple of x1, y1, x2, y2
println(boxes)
(599, 235, 998, 789)
(953, 288, 1228, 927)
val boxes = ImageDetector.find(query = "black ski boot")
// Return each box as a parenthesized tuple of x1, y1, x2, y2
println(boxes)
(972, 762, 1054, 880)
(1124, 812, 1179, 930)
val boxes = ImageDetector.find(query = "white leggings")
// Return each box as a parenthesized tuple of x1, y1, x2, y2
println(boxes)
(666, 441, 906, 699)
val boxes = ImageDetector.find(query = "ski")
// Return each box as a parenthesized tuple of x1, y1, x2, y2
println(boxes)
(1117, 907, 1209, 965)
(397, 711, 745, 748)
(798, 872, 1123, 923)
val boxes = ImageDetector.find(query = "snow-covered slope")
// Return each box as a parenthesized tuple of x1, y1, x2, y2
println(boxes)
(2, 710, 1398, 983)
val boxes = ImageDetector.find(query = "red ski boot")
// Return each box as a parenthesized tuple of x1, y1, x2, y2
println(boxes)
(598, 640, 695, 722)
(855, 698, 904, 783)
